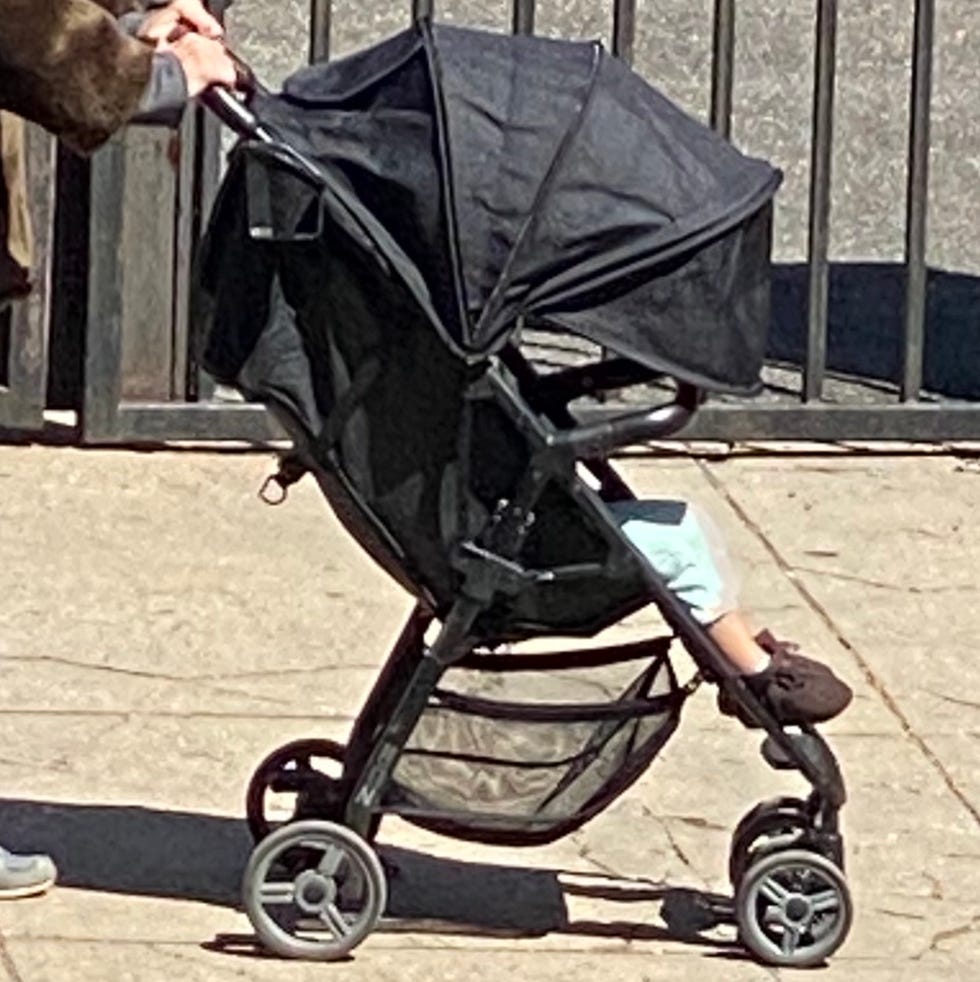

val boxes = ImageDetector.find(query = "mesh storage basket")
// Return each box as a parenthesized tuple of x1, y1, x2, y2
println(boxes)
(385, 639, 685, 844)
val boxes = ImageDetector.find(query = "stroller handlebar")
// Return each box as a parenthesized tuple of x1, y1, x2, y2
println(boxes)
(548, 383, 700, 456)
(200, 85, 277, 144)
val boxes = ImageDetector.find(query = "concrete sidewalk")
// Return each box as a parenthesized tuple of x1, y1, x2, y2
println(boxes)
(0, 444, 976, 980)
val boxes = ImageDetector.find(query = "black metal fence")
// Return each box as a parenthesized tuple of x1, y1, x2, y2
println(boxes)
(2, 0, 976, 444)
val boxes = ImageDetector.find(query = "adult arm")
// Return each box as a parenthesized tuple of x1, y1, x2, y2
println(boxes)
(0, 1, 234, 152)
(119, 1, 228, 128)
(0, 0, 155, 153)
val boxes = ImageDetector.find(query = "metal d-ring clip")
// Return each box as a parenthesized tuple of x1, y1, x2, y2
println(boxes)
(258, 454, 309, 506)
(258, 474, 288, 506)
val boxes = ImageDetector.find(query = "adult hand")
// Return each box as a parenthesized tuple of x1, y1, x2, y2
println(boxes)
(137, 0, 224, 44)
(162, 33, 238, 97)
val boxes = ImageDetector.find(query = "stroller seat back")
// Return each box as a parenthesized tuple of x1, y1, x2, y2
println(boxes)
(201, 165, 652, 641)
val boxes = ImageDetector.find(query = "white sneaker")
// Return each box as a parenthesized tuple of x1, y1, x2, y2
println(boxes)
(0, 846, 57, 899)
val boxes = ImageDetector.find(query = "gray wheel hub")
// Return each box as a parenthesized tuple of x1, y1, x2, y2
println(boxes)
(736, 848, 852, 967)
(293, 869, 339, 915)
(757, 875, 840, 951)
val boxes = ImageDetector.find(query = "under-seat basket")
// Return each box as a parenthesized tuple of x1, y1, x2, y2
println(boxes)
(384, 638, 685, 842)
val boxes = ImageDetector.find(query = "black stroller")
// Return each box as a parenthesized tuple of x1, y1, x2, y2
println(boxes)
(196, 21, 851, 968)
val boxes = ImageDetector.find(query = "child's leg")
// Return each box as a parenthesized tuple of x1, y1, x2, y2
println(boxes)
(606, 498, 765, 670)
(607, 498, 852, 725)
(707, 611, 771, 675)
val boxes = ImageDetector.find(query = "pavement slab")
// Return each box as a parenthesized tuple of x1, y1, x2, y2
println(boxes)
(0, 445, 977, 980)
(694, 453, 980, 826)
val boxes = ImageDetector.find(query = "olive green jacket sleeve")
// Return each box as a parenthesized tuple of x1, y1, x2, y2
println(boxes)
(0, 0, 153, 154)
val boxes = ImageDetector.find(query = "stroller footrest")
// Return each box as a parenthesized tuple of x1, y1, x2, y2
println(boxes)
(761, 732, 829, 772)
(761, 732, 848, 809)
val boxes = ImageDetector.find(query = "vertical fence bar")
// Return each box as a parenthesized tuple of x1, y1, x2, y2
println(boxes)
(310, 0, 331, 63)
(82, 140, 127, 440)
(0, 125, 55, 428)
(606, 0, 637, 372)
(710, 0, 735, 139)
(171, 114, 196, 400)
(184, 0, 231, 399)
(184, 107, 224, 402)
(803, 0, 838, 402)
(413, 0, 434, 21)
(901, 0, 934, 402)
(512, 0, 535, 35)
(612, 0, 636, 65)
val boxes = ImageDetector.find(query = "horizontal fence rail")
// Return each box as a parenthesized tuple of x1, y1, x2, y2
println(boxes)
(10, 0, 967, 445)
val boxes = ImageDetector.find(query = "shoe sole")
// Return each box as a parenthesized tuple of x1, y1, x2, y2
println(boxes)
(0, 876, 56, 900)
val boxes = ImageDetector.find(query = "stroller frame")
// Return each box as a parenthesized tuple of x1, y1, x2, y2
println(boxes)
(203, 84, 850, 968)
(337, 349, 846, 839)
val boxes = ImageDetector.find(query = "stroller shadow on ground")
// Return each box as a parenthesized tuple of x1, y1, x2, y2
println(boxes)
(0, 798, 739, 957)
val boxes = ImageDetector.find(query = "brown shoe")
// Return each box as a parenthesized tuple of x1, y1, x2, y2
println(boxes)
(718, 630, 853, 727)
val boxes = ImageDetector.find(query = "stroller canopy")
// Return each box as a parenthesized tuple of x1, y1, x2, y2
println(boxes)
(240, 21, 782, 394)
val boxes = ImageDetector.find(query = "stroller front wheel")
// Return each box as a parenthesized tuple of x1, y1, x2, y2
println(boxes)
(243, 819, 387, 961)
(735, 848, 852, 967)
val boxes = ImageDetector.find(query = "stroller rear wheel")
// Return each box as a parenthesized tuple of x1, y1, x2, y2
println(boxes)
(245, 738, 348, 842)
(735, 848, 852, 967)
(243, 819, 387, 961)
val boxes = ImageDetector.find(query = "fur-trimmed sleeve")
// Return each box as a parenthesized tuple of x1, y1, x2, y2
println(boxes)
(0, 0, 153, 154)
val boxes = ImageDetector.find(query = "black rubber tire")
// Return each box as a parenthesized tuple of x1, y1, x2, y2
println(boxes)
(245, 738, 347, 843)
(729, 797, 811, 888)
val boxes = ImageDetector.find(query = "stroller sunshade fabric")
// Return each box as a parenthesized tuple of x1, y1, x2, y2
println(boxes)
(241, 20, 782, 394)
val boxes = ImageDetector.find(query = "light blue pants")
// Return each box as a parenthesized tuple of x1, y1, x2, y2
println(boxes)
(606, 499, 738, 626)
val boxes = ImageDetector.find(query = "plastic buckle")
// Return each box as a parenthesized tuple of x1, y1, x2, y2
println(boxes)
(682, 671, 704, 696)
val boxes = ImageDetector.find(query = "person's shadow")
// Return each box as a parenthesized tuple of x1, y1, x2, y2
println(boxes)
(0, 797, 740, 958)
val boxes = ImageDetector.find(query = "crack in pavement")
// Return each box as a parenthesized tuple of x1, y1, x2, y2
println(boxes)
(923, 872, 944, 901)
(0, 927, 24, 982)
(912, 914, 980, 960)
(570, 836, 623, 880)
(662, 814, 727, 833)
(788, 565, 977, 595)
(698, 461, 980, 829)
(0, 653, 378, 684)
(189, 662, 381, 681)
(0, 754, 72, 771)
(875, 908, 927, 921)
(659, 821, 692, 870)
(0, 654, 188, 683)
(639, 805, 714, 893)
(927, 690, 980, 712)
(0, 655, 307, 709)
(0, 708, 354, 722)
